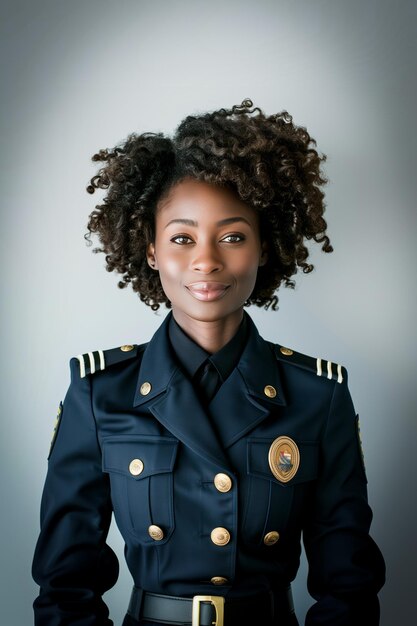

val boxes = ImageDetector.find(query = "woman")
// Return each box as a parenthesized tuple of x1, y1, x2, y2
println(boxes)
(32, 99, 385, 626)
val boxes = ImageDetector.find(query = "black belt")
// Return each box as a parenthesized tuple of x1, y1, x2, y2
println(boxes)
(127, 585, 294, 625)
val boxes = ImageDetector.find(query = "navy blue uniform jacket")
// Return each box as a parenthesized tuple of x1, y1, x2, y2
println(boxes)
(32, 311, 385, 625)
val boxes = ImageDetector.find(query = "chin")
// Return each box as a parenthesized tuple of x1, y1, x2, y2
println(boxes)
(175, 303, 245, 324)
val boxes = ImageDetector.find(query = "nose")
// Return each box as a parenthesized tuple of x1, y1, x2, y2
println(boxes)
(190, 240, 224, 274)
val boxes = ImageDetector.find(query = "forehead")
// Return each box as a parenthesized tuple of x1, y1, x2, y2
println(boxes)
(156, 178, 257, 220)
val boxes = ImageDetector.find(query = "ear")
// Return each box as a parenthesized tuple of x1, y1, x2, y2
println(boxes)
(259, 240, 268, 267)
(146, 242, 158, 270)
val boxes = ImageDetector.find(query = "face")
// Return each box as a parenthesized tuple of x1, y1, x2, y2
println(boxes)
(147, 178, 268, 329)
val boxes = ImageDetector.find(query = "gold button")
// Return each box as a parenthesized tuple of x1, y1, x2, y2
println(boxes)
(263, 531, 280, 546)
(264, 385, 277, 398)
(214, 473, 232, 493)
(148, 525, 164, 541)
(211, 527, 231, 546)
(211, 576, 228, 585)
(280, 347, 293, 356)
(140, 382, 152, 395)
(129, 458, 144, 476)
(121, 344, 134, 352)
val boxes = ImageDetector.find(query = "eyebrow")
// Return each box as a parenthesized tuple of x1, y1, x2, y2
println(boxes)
(164, 216, 252, 229)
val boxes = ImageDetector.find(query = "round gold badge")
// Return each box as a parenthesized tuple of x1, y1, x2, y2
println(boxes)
(268, 436, 300, 483)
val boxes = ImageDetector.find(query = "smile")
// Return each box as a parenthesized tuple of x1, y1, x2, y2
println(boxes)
(185, 282, 230, 302)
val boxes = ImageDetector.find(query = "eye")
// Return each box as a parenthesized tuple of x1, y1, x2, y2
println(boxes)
(221, 233, 245, 243)
(170, 234, 193, 245)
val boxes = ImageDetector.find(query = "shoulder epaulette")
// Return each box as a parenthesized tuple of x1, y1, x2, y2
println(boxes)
(73, 344, 141, 379)
(272, 343, 346, 384)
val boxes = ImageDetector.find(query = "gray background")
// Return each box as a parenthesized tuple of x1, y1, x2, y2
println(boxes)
(1, 0, 415, 624)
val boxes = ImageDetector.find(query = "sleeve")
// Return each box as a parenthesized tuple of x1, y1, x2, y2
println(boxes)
(303, 369, 385, 626)
(32, 358, 119, 626)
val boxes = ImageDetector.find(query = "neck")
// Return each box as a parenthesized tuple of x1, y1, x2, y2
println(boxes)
(171, 309, 244, 354)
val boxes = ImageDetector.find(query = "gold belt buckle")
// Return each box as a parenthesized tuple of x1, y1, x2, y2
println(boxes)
(192, 595, 225, 626)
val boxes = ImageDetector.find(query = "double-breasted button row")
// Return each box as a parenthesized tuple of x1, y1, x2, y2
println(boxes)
(211, 472, 232, 551)
(263, 531, 280, 546)
(214, 473, 232, 493)
(211, 527, 231, 546)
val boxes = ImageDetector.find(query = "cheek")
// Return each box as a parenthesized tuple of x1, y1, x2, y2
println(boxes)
(232, 250, 261, 279)
(156, 252, 185, 284)
(162, 258, 180, 274)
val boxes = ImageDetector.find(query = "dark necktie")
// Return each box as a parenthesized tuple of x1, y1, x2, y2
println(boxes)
(195, 358, 221, 406)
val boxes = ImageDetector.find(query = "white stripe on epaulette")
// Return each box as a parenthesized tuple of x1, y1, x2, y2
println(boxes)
(88, 352, 95, 374)
(327, 360, 332, 380)
(316, 357, 343, 383)
(76, 354, 86, 378)
(75, 350, 107, 378)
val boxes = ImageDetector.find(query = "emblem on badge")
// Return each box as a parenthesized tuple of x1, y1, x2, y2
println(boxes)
(268, 436, 300, 483)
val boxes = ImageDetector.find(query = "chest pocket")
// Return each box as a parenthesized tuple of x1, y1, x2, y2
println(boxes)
(102, 435, 178, 544)
(242, 438, 318, 546)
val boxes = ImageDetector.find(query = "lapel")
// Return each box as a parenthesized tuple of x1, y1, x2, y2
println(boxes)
(133, 312, 229, 468)
(208, 312, 287, 448)
(133, 311, 287, 468)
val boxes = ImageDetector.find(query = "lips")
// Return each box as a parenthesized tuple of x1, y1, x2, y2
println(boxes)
(186, 282, 230, 302)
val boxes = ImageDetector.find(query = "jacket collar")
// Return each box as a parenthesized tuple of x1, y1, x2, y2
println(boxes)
(133, 311, 287, 468)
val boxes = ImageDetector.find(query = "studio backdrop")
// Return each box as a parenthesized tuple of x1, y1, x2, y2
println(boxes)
(0, 1, 415, 625)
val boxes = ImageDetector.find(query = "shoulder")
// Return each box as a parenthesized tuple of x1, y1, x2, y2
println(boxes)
(70, 342, 148, 379)
(269, 341, 348, 385)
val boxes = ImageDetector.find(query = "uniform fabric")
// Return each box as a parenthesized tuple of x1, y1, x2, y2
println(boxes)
(32, 311, 385, 625)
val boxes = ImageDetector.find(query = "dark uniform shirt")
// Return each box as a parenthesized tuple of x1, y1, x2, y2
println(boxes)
(168, 313, 249, 406)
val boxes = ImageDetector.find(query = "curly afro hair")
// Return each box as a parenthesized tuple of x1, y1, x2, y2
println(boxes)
(85, 98, 332, 311)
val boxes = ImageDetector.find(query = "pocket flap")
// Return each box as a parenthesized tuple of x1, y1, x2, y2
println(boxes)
(247, 438, 318, 485)
(102, 435, 178, 480)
